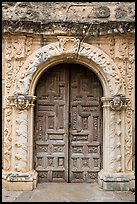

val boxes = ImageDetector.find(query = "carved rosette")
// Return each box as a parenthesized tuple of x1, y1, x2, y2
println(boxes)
(58, 37, 80, 54)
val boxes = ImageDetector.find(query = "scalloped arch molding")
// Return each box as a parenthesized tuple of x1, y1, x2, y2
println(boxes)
(14, 37, 125, 97)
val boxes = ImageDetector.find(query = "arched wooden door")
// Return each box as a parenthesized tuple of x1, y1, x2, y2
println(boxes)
(34, 63, 103, 183)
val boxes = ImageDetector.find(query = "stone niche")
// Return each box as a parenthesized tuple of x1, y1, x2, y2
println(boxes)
(2, 2, 135, 191)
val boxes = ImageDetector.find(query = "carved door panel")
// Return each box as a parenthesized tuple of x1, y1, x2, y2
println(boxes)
(34, 63, 103, 183)
(69, 64, 103, 182)
(34, 64, 69, 182)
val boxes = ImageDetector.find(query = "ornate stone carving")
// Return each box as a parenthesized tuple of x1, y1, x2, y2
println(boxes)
(114, 37, 134, 100)
(3, 97, 12, 170)
(4, 36, 12, 60)
(3, 94, 36, 173)
(127, 39, 134, 97)
(12, 37, 26, 59)
(4, 37, 13, 94)
(109, 110, 115, 172)
(115, 115, 122, 173)
(109, 37, 115, 59)
(14, 38, 125, 97)
(115, 38, 128, 59)
(14, 106, 34, 173)
(8, 94, 36, 110)
(101, 96, 130, 173)
(125, 100, 133, 172)
(14, 110, 28, 172)
(78, 42, 125, 96)
(25, 36, 33, 56)
(110, 95, 123, 111)
(4, 36, 30, 95)
(58, 36, 80, 53)
(110, 95, 128, 111)
(15, 95, 29, 110)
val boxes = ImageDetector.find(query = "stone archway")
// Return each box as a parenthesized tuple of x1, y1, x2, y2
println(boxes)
(3, 37, 134, 191)
(14, 37, 125, 96)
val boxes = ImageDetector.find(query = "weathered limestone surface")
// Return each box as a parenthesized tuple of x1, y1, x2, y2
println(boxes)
(2, 2, 135, 191)
(2, 2, 135, 22)
(2, 2, 135, 35)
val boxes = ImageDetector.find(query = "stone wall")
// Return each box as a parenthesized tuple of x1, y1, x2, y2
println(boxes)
(2, 2, 135, 191)
(2, 2, 135, 23)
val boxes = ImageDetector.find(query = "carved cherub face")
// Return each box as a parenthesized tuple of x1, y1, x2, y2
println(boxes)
(113, 96, 121, 107)
(18, 95, 25, 106)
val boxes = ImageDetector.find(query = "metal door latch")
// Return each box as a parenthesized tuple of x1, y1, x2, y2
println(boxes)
(68, 112, 71, 127)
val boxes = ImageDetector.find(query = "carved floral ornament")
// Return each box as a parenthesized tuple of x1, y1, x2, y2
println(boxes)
(58, 36, 80, 53)
(14, 37, 125, 97)
(7, 94, 36, 110)
(101, 95, 129, 111)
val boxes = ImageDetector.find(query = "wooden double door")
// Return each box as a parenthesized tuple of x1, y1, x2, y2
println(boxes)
(34, 63, 103, 183)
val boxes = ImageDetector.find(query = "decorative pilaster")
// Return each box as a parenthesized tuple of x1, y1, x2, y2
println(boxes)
(98, 95, 134, 191)
(2, 94, 37, 190)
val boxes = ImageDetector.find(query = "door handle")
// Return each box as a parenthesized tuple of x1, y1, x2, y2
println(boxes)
(68, 121, 72, 126)
(68, 112, 71, 127)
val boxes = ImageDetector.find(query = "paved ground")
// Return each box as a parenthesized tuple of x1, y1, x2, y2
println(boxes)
(2, 183, 135, 202)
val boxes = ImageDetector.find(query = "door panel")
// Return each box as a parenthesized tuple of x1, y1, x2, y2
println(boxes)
(34, 64, 69, 182)
(34, 63, 103, 183)
(69, 65, 103, 182)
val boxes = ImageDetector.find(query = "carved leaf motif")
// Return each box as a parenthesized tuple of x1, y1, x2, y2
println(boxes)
(115, 111, 122, 173)
(109, 111, 116, 172)
(3, 105, 12, 170)
(125, 102, 133, 171)
(115, 38, 128, 59)
(15, 111, 28, 172)
(25, 37, 33, 56)
(14, 39, 125, 96)
(13, 38, 25, 58)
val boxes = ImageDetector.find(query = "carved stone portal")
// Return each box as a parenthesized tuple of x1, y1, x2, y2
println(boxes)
(2, 37, 134, 191)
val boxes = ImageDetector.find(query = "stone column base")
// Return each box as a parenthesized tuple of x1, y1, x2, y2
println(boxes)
(2, 170, 38, 191)
(98, 169, 135, 191)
